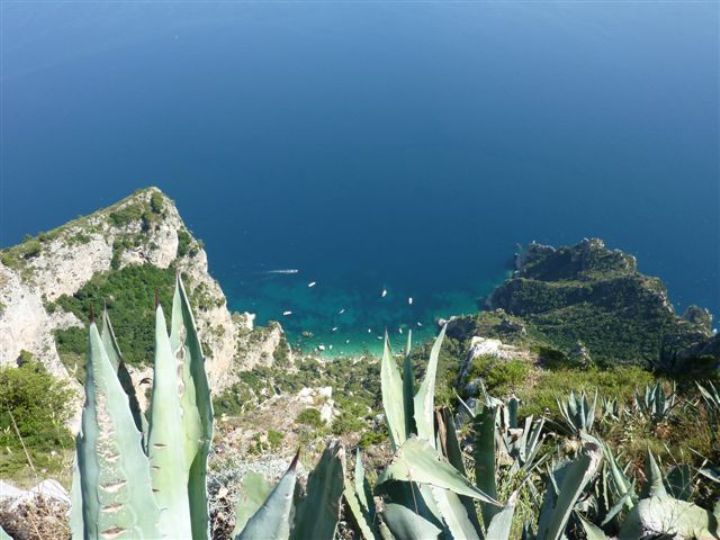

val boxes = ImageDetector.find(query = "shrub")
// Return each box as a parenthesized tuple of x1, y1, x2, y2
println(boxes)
(108, 203, 145, 226)
(0, 359, 73, 476)
(469, 356, 531, 396)
(53, 264, 176, 366)
(267, 429, 284, 449)
(150, 192, 164, 214)
(296, 408, 324, 428)
(177, 229, 192, 257)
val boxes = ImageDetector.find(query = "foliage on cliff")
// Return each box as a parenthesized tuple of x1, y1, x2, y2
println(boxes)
(450, 239, 715, 367)
(0, 357, 73, 476)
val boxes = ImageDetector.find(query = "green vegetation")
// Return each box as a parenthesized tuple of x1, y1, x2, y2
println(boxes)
(0, 358, 73, 476)
(177, 229, 192, 257)
(296, 407, 324, 428)
(108, 202, 146, 227)
(52, 264, 176, 369)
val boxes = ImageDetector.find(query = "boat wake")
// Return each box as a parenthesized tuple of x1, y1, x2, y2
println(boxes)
(265, 269, 299, 274)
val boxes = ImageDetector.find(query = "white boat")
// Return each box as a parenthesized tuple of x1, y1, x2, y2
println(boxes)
(398, 327, 404, 334)
(308, 281, 317, 288)
(345, 339, 350, 344)
(368, 328, 372, 333)
(338, 308, 345, 315)
(318, 344, 326, 351)
(381, 288, 388, 298)
(282, 310, 292, 316)
(417, 321, 423, 327)
(331, 327, 338, 332)
(408, 297, 413, 305)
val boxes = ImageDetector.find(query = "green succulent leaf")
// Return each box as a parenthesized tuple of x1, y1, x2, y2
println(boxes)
(431, 487, 481, 540)
(413, 325, 446, 444)
(232, 473, 272, 537)
(403, 331, 416, 438)
(381, 334, 408, 450)
(293, 442, 346, 540)
(344, 477, 377, 540)
(537, 437, 603, 540)
(578, 514, 609, 540)
(377, 437, 500, 506)
(382, 503, 441, 540)
(100, 309, 147, 439)
(236, 452, 300, 540)
(77, 323, 161, 539)
(171, 275, 215, 539)
(485, 491, 519, 540)
(0, 525, 11, 540)
(147, 304, 192, 538)
(474, 401, 499, 527)
(618, 495, 718, 540)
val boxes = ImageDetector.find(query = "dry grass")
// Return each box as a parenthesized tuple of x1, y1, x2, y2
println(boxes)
(0, 497, 69, 540)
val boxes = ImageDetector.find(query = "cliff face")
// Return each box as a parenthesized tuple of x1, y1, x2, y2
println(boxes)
(449, 238, 716, 366)
(0, 187, 285, 391)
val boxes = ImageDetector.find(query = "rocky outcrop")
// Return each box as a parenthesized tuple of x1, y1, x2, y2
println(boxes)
(0, 187, 287, 392)
(452, 239, 716, 366)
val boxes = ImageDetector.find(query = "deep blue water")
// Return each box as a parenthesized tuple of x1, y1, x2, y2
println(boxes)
(2, 3, 718, 353)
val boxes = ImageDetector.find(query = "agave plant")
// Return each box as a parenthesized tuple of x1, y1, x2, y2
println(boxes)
(70, 276, 213, 539)
(70, 276, 347, 540)
(600, 396, 621, 422)
(634, 382, 676, 423)
(557, 391, 597, 436)
(578, 449, 720, 540)
(698, 381, 720, 445)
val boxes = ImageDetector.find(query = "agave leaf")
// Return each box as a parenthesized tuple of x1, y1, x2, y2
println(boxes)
(437, 407, 480, 533)
(171, 276, 215, 539)
(382, 503, 441, 540)
(0, 526, 10, 540)
(293, 441, 346, 540)
(578, 514, 609, 540)
(431, 488, 481, 540)
(100, 309, 146, 436)
(78, 323, 161, 539)
(641, 450, 667, 498)
(379, 480, 445, 530)
(473, 401, 499, 527)
(413, 325, 446, 444)
(485, 491, 519, 540)
(69, 445, 84, 540)
(665, 464, 693, 501)
(603, 445, 636, 510)
(537, 437, 603, 540)
(618, 495, 718, 540)
(403, 331, 416, 437)
(147, 304, 192, 538)
(237, 452, 300, 540)
(232, 473, 272, 537)
(344, 477, 377, 540)
(377, 437, 500, 506)
(381, 334, 407, 450)
(355, 450, 375, 521)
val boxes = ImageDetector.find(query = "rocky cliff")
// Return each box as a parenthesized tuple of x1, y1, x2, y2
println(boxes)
(0, 187, 288, 392)
(447, 238, 716, 367)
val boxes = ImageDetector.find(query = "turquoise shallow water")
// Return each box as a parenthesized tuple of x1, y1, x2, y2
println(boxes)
(1, 3, 718, 348)
(223, 268, 508, 355)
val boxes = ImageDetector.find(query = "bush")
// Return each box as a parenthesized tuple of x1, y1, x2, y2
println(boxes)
(177, 229, 192, 257)
(0, 359, 73, 476)
(296, 408, 324, 428)
(53, 264, 176, 366)
(150, 192, 164, 214)
(469, 356, 531, 396)
(108, 203, 145, 226)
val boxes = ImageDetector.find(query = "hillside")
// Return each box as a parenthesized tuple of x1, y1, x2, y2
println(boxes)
(0, 187, 288, 394)
(446, 238, 717, 369)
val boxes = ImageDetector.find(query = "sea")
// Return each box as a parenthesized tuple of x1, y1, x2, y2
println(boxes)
(2, 2, 718, 355)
